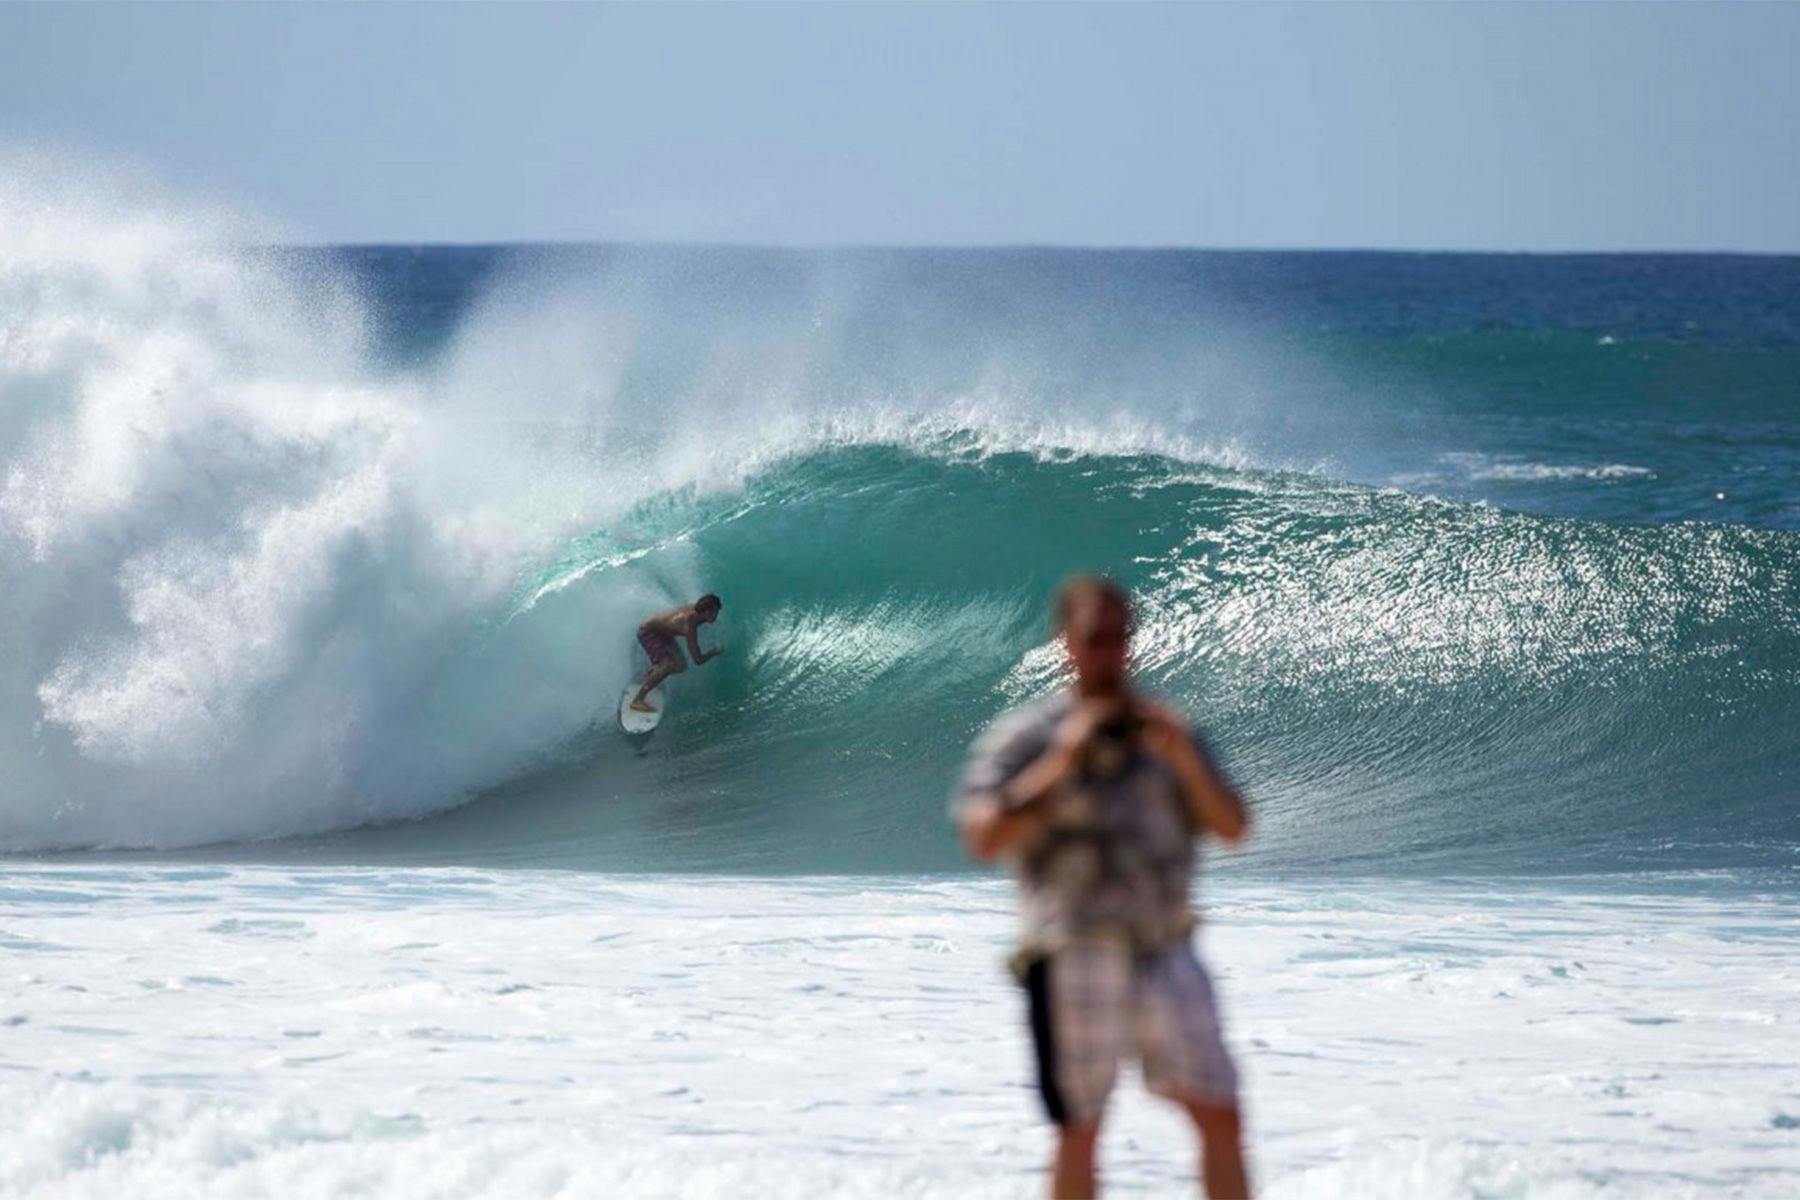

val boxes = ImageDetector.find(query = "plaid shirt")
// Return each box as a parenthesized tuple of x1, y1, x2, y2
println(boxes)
(958, 695, 1211, 955)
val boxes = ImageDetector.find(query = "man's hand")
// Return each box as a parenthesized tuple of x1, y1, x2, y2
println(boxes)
(700, 647, 725, 664)
(1050, 698, 1125, 758)
(1135, 702, 1190, 761)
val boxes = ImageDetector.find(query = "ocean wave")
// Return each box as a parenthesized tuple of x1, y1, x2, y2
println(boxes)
(3, 172, 1798, 872)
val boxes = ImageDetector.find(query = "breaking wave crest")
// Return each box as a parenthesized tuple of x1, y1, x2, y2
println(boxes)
(3, 168, 1797, 872)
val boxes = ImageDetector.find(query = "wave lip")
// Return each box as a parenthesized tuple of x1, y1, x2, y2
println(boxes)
(274, 439, 1800, 876)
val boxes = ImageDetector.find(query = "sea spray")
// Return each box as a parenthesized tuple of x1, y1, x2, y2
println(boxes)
(3, 169, 1798, 873)
(0, 166, 686, 848)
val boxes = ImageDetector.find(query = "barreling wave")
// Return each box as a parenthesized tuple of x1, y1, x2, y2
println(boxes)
(365, 439, 1798, 874)
(2, 160, 1797, 873)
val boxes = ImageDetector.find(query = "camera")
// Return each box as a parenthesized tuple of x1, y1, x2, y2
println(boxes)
(1082, 705, 1143, 781)
(1094, 709, 1143, 744)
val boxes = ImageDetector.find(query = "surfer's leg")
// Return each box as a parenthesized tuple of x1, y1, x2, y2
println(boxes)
(631, 646, 686, 710)
(631, 663, 670, 709)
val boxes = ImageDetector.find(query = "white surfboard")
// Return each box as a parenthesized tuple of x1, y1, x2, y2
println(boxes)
(618, 682, 665, 736)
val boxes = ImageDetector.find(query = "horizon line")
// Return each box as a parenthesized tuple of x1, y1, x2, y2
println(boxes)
(271, 238, 1800, 259)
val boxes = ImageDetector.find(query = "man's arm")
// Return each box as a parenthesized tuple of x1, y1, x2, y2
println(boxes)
(957, 703, 1111, 861)
(1142, 709, 1250, 843)
(959, 743, 1077, 860)
(684, 621, 719, 665)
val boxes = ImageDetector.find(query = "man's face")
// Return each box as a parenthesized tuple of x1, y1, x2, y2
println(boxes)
(698, 605, 719, 624)
(1064, 598, 1130, 691)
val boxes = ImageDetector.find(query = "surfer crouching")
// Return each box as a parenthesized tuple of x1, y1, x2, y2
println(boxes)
(631, 594, 724, 712)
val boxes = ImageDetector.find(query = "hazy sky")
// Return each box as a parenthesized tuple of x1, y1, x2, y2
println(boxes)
(3, 1, 1797, 251)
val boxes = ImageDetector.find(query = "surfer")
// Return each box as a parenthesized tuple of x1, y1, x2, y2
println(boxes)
(955, 576, 1252, 1200)
(630, 594, 724, 712)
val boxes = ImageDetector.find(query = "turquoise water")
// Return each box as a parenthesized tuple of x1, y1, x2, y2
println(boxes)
(3, 242, 1797, 874)
(257, 439, 1795, 875)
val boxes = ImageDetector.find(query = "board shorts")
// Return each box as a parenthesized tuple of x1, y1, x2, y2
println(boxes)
(1022, 936, 1238, 1126)
(638, 627, 681, 667)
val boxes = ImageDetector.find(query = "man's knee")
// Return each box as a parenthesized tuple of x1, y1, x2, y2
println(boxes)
(1056, 1120, 1102, 1152)
(667, 657, 688, 674)
(1182, 1099, 1242, 1140)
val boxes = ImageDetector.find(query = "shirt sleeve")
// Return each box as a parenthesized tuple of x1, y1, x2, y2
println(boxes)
(953, 706, 1052, 818)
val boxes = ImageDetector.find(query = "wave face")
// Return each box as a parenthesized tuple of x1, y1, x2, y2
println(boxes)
(3, 174, 1798, 873)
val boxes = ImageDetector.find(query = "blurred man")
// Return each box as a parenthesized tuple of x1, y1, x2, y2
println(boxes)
(631, 594, 724, 711)
(955, 576, 1251, 1199)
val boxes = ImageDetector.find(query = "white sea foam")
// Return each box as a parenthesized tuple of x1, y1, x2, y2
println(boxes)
(0, 868, 1793, 1197)
(0, 163, 1284, 854)
(0, 175, 625, 850)
(1425, 452, 1657, 484)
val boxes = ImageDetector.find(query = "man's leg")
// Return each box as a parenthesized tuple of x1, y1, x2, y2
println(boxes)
(630, 662, 670, 709)
(1137, 946, 1248, 1197)
(631, 654, 685, 709)
(1051, 1120, 1102, 1200)
(1180, 1099, 1249, 1199)
(1026, 942, 1127, 1200)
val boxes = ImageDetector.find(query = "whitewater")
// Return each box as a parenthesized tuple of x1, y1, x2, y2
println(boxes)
(3, 169, 1798, 1195)
(4, 867, 1796, 1198)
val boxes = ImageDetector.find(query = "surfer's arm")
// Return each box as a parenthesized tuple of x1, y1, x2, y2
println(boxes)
(684, 626, 719, 664)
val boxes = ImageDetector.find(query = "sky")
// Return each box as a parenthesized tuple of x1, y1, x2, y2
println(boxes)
(2, 1, 1797, 252)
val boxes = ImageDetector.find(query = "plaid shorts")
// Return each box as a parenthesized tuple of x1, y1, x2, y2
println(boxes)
(638, 627, 680, 666)
(1022, 936, 1239, 1125)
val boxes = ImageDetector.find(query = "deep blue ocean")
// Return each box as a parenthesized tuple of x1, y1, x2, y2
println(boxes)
(3, 244, 1797, 876)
